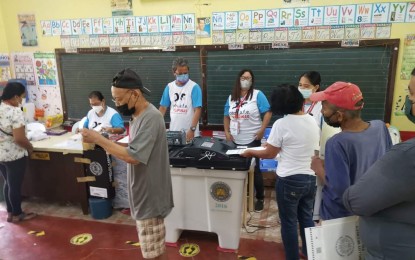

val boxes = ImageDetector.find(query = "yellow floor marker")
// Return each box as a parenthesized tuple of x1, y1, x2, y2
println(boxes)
(125, 241, 140, 247)
(70, 233, 93, 245)
(27, 231, 45, 237)
(238, 256, 257, 260)
(179, 243, 200, 257)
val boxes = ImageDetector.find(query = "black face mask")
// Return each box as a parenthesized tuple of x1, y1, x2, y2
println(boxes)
(323, 111, 341, 128)
(116, 92, 137, 116)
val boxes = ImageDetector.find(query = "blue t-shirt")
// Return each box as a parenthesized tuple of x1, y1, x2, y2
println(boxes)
(223, 90, 269, 116)
(321, 120, 392, 220)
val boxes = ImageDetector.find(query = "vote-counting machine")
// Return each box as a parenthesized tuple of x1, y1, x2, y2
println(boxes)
(168, 135, 251, 171)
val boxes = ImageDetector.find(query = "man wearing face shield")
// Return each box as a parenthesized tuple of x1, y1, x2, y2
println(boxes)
(223, 69, 272, 212)
(82, 91, 125, 134)
(82, 69, 173, 259)
(310, 82, 392, 220)
(404, 68, 415, 123)
(159, 57, 202, 142)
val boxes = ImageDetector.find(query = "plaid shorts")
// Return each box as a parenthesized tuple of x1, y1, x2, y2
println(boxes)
(136, 217, 166, 259)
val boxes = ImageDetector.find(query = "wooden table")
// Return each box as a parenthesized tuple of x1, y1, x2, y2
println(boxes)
(22, 133, 90, 214)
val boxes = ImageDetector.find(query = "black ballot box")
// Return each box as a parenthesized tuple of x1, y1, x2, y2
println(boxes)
(169, 136, 251, 171)
(83, 148, 115, 199)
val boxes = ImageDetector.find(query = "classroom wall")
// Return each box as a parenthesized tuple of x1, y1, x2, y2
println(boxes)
(0, 0, 414, 131)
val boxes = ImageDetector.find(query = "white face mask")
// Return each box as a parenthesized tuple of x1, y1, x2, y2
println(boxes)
(240, 80, 252, 90)
(298, 88, 312, 99)
(19, 98, 26, 108)
(92, 105, 103, 114)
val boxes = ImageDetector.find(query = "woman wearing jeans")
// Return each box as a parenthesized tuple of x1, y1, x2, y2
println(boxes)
(0, 82, 36, 222)
(242, 84, 319, 260)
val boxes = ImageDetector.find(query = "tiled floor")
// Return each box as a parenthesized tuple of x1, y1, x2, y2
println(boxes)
(0, 188, 286, 259)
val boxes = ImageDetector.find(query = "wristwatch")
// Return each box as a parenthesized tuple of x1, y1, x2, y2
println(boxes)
(190, 126, 196, 131)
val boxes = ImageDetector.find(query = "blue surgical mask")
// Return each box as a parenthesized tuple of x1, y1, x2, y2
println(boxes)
(176, 74, 189, 84)
(298, 88, 312, 99)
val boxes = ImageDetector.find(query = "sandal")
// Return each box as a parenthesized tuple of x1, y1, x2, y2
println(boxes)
(14, 212, 38, 222)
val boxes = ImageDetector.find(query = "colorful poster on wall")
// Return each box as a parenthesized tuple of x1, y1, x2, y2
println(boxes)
(110, 0, 133, 16)
(0, 54, 11, 83)
(196, 17, 210, 38)
(33, 53, 58, 86)
(11, 52, 36, 86)
(401, 34, 415, 80)
(18, 14, 38, 47)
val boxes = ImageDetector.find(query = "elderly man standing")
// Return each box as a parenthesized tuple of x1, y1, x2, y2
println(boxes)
(310, 82, 392, 220)
(82, 69, 173, 259)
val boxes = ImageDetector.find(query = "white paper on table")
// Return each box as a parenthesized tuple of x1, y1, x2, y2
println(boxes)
(117, 136, 129, 144)
(53, 140, 83, 150)
(226, 146, 265, 155)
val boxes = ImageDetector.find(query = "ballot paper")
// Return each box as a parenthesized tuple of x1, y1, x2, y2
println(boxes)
(226, 146, 265, 155)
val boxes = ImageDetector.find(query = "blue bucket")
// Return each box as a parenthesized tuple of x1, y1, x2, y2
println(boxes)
(89, 198, 113, 219)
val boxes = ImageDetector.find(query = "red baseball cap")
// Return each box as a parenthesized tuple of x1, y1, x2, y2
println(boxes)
(310, 81, 364, 110)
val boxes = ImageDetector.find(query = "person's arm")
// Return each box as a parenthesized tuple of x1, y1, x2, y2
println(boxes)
(13, 126, 33, 154)
(256, 111, 272, 140)
(323, 140, 351, 204)
(104, 113, 125, 134)
(255, 91, 272, 140)
(186, 85, 202, 140)
(223, 98, 233, 141)
(343, 148, 415, 217)
(159, 85, 171, 116)
(81, 129, 138, 164)
(311, 156, 325, 183)
(241, 142, 281, 159)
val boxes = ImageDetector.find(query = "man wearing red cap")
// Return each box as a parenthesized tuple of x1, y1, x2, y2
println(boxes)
(310, 81, 392, 220)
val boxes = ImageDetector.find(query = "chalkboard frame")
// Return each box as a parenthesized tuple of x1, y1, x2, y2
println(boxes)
(56, 39, 399, 130)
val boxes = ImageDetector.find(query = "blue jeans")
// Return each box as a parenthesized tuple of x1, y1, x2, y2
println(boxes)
(276, 174, 316, 260)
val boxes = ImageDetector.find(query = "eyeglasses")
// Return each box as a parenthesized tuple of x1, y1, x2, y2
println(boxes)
(112, 90, 132, 105)
(240, 76, 252, 81)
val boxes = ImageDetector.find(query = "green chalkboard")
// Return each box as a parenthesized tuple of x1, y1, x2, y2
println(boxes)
(205, 41, 398, 126)
(56, 40, 398, 129)
(57, 49, 201, 121)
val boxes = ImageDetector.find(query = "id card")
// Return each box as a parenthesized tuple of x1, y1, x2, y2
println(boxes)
(230, 120, 239, 135)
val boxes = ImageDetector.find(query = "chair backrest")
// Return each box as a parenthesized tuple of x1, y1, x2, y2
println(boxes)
(71, 117, 87, 134)
(71, 121, 80, 134)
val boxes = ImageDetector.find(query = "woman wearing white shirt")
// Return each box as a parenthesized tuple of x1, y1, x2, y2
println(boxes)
(241, 84, 319, 260)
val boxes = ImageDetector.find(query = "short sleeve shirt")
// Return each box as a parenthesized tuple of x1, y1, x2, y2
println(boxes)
(126, 104, 174, 220)
(0, 102, 27, 162)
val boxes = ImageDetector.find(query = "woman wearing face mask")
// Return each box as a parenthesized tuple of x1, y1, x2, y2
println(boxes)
(298, 71, 323, 127)
(0, 82, 37, 222)
(82, 91, 125, 134)
(298, 71, 340, 222)
(224, 69, 272, 212)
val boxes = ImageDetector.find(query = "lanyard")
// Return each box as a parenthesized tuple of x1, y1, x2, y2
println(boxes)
(234, 95, 247, 119)
(303, 102, 316, 115)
